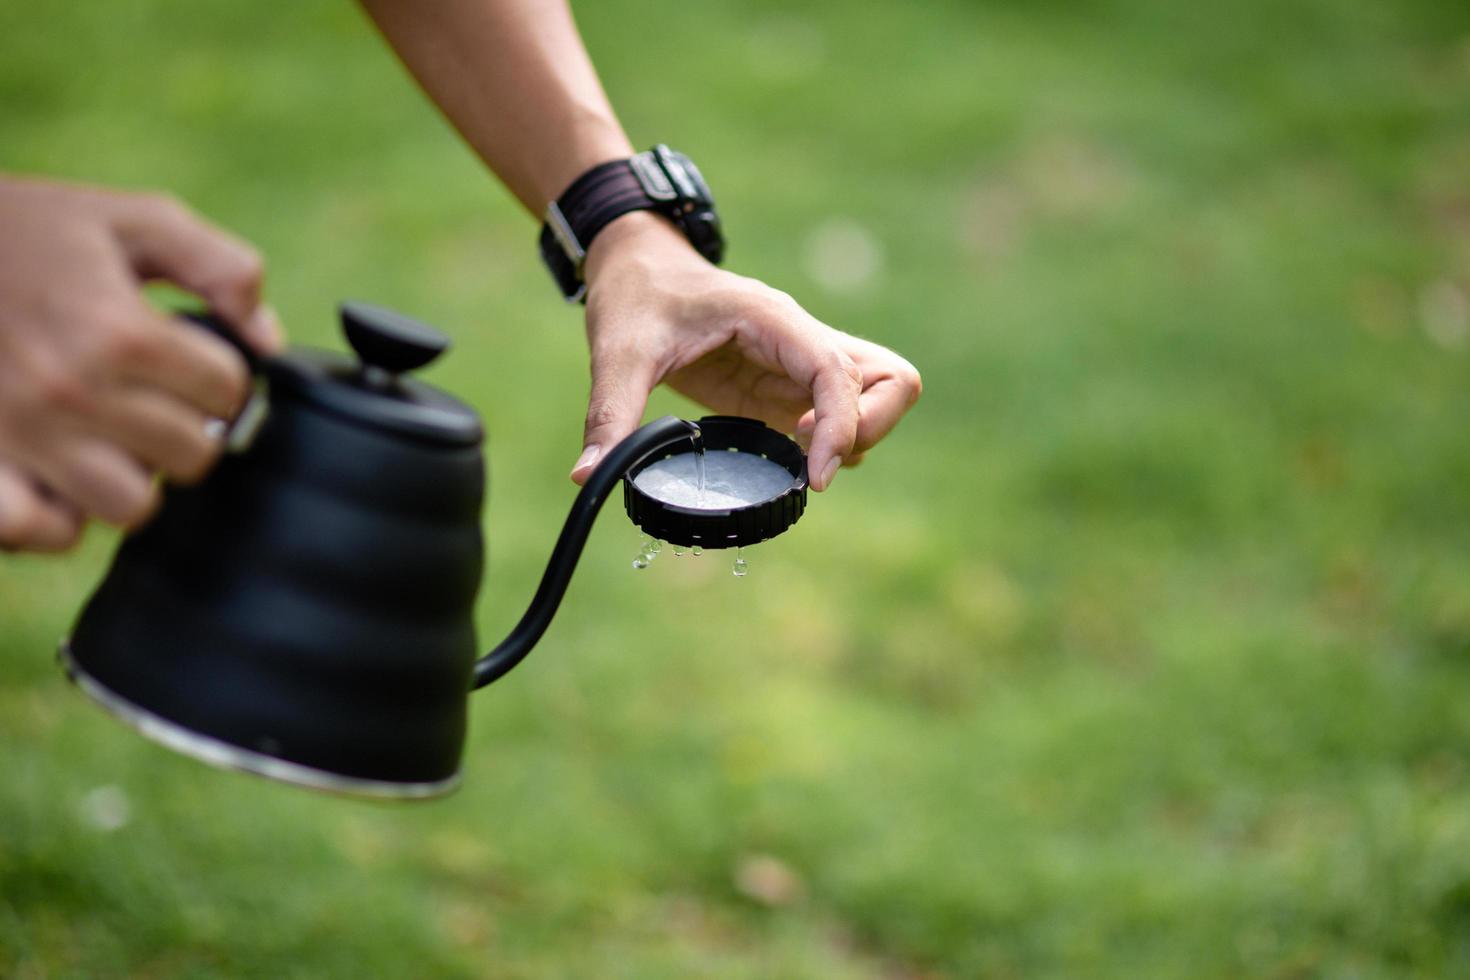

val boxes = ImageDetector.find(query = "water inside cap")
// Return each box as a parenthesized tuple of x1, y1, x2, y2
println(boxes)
(633, 450, 794, 510)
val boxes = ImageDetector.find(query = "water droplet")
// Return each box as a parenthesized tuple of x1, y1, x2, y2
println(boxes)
(732, 546, 749, 578)
(632, 536, 658, 569)
(673, 546, 687, 557)
(692, 545, 704, 557)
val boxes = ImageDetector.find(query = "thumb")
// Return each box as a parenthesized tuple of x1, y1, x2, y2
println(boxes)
(106, 190, 282, 354)
(572, 345, 656, 485)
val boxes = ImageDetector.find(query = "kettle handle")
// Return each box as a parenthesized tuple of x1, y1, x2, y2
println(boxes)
(175, 310, 269, 453)
(472, 414, 701, 689)
(176, 310, 262, 371)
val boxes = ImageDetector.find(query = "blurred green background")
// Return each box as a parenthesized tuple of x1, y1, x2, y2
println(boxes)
(3, 0, 1470, 976)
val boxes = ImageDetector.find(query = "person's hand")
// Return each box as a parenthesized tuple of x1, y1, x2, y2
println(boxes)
(0, 461, 84, 554)
(572, 212, 921, 490)
(0, 177, 282, 553)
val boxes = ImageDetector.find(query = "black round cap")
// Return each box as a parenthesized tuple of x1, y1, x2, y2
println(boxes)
(623, 416, 807, 549)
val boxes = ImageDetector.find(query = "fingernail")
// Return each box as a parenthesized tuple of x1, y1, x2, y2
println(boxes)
(819, 455, 842, 491)
(246, 304, 284, 354)
(571, 444, 601, 478)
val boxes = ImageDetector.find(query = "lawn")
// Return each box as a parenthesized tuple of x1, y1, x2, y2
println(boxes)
(4, 0, 1470, 976)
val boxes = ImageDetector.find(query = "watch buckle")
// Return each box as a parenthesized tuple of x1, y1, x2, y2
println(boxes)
(544, 200, 586, 276)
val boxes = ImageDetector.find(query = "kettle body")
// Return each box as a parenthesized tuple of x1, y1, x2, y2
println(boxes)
(63, 305, 486, 797)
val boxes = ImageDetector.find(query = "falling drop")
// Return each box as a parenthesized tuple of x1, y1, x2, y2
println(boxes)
(732, 546, 749, 578)
(633, 536, 658, 569)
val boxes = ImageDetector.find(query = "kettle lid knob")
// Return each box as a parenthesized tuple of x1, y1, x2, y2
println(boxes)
(340, 301, 450, 376)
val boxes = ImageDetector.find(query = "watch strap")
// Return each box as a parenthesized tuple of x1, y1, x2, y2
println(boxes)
(538, 158, 660, 303)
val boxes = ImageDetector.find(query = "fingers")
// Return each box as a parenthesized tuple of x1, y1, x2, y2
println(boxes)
(795, 336, 921, 473)
(114, 307, 253, 420)
(573, 342, 658, 485)
(0, 463, 84, 553)
(797, 418, 868, 471)
(19, 438, 159, 530)
(765, 313, 860, 491)
(794, 380, 906, 477)
(732, 292, 862, 492)
(98, 387, 223, 485)
(844, 336, 922, 453)
(106, 191, 283, 354)
(803, 352, 862, 491)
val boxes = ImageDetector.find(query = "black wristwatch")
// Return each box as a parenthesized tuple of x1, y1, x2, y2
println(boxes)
(538, 144, 725, 303)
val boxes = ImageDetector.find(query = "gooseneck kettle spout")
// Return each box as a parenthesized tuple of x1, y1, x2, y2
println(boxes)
(472, 414, 700, 689)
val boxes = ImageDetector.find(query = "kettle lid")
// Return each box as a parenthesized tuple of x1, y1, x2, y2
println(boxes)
(268, 302, 483, 448)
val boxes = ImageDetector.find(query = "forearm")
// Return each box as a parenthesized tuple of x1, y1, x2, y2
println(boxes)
(359, 0, 633, 215)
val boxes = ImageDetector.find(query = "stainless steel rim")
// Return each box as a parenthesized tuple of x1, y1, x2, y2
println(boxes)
(57, 638, 461, 801)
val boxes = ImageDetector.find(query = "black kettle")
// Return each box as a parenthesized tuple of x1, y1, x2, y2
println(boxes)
(60, 302, 701, 799)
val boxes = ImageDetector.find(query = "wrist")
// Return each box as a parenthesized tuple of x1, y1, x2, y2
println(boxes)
(583, 210, 705, 284)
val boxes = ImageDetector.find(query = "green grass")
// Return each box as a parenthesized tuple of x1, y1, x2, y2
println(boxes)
(4, 0, 1470, 975)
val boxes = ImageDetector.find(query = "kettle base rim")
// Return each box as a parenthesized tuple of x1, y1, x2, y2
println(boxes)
(57, 640, 462, 802)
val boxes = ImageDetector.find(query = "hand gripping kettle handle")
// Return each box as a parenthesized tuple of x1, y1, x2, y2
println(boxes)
(472, 414, 701, 689)
(176, 310, 270, 454)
